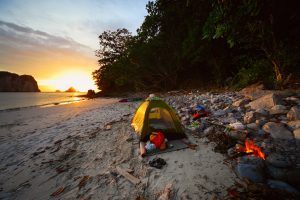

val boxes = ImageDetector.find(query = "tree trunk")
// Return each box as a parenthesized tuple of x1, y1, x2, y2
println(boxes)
(271, 59, 283, 84)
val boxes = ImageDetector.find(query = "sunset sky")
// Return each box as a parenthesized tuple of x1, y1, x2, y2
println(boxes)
(0, 0, 148, 92)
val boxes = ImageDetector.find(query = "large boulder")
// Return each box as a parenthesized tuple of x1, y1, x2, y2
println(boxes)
(269, 105, 288, 115)
(287, 106, 300, 121)
(248, 93, 283, 110)
(237, 163, 265, 183)
(240, 83, 270, 100)
(263, 122, 294, 139)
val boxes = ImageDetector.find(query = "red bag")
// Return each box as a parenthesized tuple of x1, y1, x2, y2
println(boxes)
(150, 131, 165, 148)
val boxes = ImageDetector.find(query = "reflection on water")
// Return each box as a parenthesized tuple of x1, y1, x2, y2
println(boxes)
(0, 92, 86, 111)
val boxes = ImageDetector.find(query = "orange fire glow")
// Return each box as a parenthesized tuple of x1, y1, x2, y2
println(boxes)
(241, 139, 266, 160)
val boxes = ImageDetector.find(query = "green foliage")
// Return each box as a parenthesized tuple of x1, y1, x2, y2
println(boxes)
(92, 0, 300, 94)
(230, 58, 274, 89)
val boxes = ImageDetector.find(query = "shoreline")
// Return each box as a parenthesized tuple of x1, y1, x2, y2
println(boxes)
(0, 92, 87, 112)
(0, 99, 87, 112)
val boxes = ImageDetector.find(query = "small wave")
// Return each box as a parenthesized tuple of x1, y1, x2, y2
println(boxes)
(0, 98, 87, 112)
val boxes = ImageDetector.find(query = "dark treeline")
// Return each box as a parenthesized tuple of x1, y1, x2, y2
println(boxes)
(93, 0, 300, 94)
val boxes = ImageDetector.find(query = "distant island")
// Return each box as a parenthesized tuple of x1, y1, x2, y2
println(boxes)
(0, 71, 40, 92)
(65, 87, 77, 92)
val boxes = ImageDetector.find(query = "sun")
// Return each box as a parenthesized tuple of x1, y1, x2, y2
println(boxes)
(39, 71, 97, 92)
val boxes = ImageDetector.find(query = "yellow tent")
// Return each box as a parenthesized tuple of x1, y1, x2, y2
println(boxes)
(131, 99, 186, 142)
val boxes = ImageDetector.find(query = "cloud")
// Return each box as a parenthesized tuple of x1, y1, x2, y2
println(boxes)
(0, 20, 92, 52)
(0, 20, 97, 79)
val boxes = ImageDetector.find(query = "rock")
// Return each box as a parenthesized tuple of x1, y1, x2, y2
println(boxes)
(248, 93, 283, 110)
(257, 129, 267, 137)
(237, 163, 265, 183)
(256, 119, 267, 127)
(263, 122, 294, 140)
(286, 168, 300, 185)
(286, 96, 299, 102)
(229, 122, 245, 130)
(269, 105, 288, 115)
(246, 123, 259, 130)
(228, 130, 247, 141)
(293, 128, 300, 140)
(0, 71, 40, 92)
(232, 99, 250, 107)
(287, 120, 300, 130)
(266, 153, 293, 168)
(227, 147, 236, 157)
(240, 83, 269, 100)
(267, 165, 288, 180)
(238, 156, 265, 168)
(244, 111, 257, 124)
(255, 108, 269, 116)
(267, 180, 300, 194)
(287, 106, 300, 121)
(223, 106, 233, 113)
(203, 126, 214, 136)
(213, 110, 226, 117)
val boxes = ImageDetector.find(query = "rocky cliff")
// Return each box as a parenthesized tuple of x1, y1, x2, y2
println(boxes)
(0, 71, 40, 92)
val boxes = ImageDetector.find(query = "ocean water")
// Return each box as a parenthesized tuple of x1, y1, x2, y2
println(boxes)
(0, 92, 86, 111)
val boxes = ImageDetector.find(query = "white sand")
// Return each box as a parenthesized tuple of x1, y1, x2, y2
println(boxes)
(0, 98, 238, 200)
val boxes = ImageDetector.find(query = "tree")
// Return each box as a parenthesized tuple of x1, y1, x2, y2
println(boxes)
(93, 28, 133, 92)
(203, 0, 300, 87)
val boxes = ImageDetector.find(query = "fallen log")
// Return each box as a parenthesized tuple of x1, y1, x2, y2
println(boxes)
(116, 166, 140, 185)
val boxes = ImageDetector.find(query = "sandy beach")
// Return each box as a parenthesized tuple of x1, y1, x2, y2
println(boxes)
(0, 97, 239, 200)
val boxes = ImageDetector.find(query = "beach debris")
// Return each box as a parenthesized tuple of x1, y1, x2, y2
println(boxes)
(31, 149, 45, 157)
(56, 165, 69, 173)
(149, 157, 166, 169)
(105, 124, 112, 130)
(157, 183, 172, 200)
(116, 166, 140, 184)
(50, 186, 65, 197)
(135, 196, 146, 200)
(227, 188, 240, 198)
(139, 142, 146, 157)
(78, 175, 91, 189)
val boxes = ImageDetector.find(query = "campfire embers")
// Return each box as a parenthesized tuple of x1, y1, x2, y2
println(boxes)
(238, 139, 266, 160)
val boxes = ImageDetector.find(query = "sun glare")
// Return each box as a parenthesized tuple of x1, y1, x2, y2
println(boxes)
(39, 71, 97, 92)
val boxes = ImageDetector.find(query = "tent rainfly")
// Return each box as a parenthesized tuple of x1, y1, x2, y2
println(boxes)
(131, 99, 186, 142)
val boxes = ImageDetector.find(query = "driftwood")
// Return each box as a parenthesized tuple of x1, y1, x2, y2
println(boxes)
(157, 183, 172, 200)
(139, 142, 146, 157)
(116, 166, 140, 185)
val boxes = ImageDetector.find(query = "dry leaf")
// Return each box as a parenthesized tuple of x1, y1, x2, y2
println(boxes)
(50, 186, 65, 196)
(78, 175, 91, 188)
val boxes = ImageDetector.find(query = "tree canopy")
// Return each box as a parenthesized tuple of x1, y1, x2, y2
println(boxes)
(93, 0, 300, 94)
